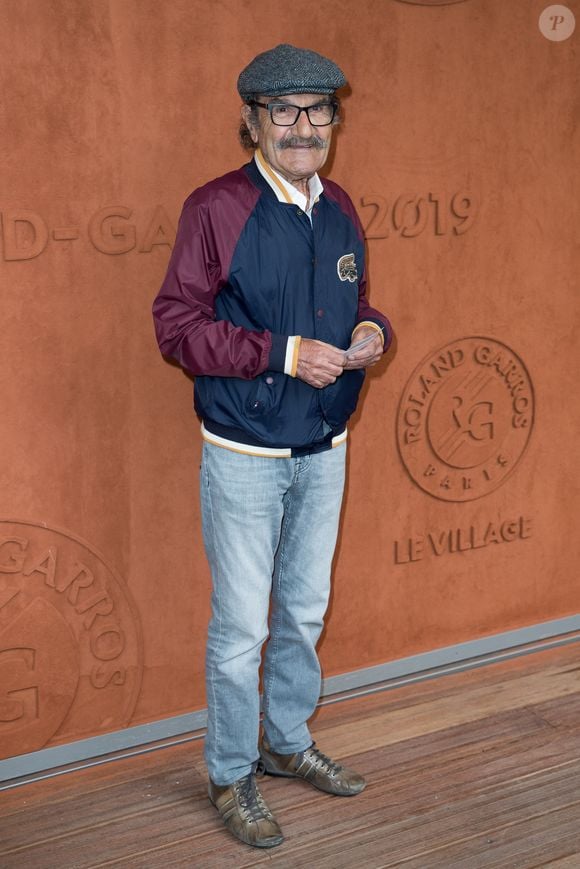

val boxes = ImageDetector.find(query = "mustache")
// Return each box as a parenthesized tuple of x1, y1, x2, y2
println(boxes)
(275, 135, 328, 150)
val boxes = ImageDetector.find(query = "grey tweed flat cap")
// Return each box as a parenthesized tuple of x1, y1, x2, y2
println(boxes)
(237, 43, 347, 99)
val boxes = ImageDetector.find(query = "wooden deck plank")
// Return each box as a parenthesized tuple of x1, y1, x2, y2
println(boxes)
(542, 856, 580, 868)
(315, 670, 580, 758)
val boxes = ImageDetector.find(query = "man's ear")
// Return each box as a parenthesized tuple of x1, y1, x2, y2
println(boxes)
(240, 104, 259, 145)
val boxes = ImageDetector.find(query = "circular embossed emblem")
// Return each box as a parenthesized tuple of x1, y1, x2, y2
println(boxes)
(397, 337, 534, 502)
(0, 520, 143, 759)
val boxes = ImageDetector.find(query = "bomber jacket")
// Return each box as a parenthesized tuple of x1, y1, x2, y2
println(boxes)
(152, 152, 392, 457)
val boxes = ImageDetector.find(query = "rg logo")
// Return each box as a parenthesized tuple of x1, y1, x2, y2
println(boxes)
(437, 398, 495, 464)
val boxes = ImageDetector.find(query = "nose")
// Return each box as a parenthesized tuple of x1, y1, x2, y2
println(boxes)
(294, 107, 315, 137)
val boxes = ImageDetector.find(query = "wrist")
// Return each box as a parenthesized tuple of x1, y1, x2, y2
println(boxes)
(352, 321, 385, 348)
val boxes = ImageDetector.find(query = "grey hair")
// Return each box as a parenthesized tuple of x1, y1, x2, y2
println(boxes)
(239, 98, 260, 150)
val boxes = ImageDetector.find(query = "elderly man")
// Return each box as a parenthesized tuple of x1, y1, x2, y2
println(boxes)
(153, 44, 392, 848)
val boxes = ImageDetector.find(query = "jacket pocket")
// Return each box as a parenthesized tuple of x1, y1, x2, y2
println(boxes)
(245, 372, 281, 418)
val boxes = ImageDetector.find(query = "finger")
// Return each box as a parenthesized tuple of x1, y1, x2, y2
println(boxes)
(345, 343, 380, 362)
(323, 344, 349, 362)
(324, 352, 348, 368)
(307, 355, 344, 373)
(311, 340, 344, 357)
(346, 354, 374, 366)
(313, 363, 344, 377)
(344, 353, 379, 370)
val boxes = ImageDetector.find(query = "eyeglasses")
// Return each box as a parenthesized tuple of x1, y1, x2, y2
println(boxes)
(250, 100, 337, 127)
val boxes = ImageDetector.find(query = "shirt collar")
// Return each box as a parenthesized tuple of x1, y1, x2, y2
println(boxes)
(254, 148, 323, 214)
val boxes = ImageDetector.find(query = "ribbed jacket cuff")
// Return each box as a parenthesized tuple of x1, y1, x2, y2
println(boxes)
(268, 333, 289, 372)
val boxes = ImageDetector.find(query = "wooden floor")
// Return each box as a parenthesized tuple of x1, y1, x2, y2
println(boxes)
(2, 643, 580, 868)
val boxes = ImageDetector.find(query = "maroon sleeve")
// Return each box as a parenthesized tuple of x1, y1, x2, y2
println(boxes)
(323, 179, 393, 353)
(152, 175, 288, 379)
(354, 263, 393, 352)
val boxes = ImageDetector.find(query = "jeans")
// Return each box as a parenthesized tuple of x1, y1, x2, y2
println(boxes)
(200, 440, 346, 785)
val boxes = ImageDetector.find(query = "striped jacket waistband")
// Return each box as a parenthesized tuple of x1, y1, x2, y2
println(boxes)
(201, 422, 347, 458)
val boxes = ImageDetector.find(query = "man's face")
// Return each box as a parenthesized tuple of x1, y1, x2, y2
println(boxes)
(243, 93, 335, 182)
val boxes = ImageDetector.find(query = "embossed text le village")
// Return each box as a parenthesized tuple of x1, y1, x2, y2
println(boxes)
(394, 515, 533, 565)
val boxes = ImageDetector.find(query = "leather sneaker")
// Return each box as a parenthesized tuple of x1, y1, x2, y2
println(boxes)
(208, 772, 284, 848)
(259, 739, 366, 796)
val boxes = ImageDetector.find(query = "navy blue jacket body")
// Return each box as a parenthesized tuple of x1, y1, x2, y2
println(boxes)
(153, 158, 392, 455)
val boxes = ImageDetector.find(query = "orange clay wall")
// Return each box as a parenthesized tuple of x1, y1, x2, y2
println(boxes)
(1, 0, 579, 761)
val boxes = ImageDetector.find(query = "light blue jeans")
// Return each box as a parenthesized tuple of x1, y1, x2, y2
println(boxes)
(200, 440, 346, 785)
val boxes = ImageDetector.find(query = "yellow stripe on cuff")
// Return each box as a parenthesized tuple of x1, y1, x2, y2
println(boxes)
(290, 336, 302, 377)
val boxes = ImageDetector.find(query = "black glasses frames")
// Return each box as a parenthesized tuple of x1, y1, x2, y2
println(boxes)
(250, 100, 338, 127)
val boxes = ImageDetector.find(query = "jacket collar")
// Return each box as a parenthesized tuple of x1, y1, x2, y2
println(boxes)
(254, 148, 323, 214)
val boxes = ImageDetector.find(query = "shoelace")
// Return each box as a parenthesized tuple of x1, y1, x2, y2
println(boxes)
(304, 746, 344, 777)
(234, 774, 272, 822)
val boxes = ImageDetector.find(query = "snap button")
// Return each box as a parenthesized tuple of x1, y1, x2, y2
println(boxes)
(296, 208, 303, 216)
(317, 309, 324, 318)
(266, 376, 274, 385)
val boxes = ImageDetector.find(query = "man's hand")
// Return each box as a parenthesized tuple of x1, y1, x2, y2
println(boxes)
(296, 339, 345, 388)
(343, 327, 383, 370)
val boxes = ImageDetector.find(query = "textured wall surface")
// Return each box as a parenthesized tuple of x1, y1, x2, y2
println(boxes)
(1, 0, 579, 760)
